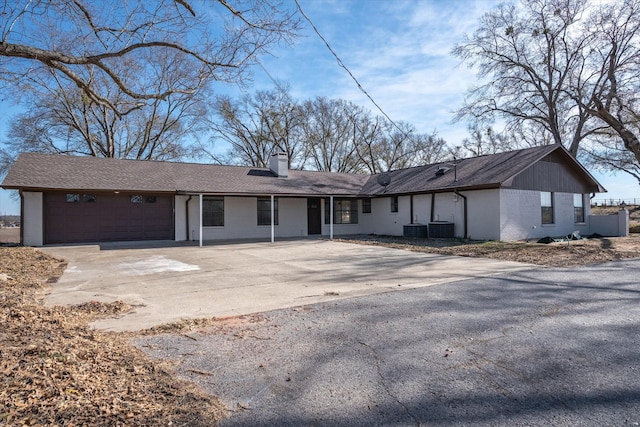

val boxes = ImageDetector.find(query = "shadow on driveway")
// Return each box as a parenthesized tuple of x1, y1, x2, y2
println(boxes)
(137, 259, 640, 426)
(41, 239, 533, 331)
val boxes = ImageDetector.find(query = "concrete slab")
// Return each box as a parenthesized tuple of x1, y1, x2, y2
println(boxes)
(41, 240, 534, 331)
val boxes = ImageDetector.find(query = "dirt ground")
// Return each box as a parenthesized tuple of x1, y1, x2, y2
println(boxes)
(0, 227, 19, 244)
(339, 234, 640, 267)
(0, 247, 226, 426)
(1, 230, 639, 425)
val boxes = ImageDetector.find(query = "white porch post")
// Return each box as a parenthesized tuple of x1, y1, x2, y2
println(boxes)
(270, 194, 275, 243)
(199, 193, 203, 247)
(330, 195, 334, 240)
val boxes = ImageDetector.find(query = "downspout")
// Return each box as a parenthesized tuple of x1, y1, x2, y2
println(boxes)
(185, 195, 193, 241)
(454, 190, 468, 240)
(199, 193, 203, 247)
(410, 195, 414, 224)
(271, 194, 275, 243)
(19, 189, 24, 246)
(330, 196, 334, 240)
(430, 193, 435, 222)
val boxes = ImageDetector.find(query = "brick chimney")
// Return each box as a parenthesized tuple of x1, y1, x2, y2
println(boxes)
(269, 152, 289, 178)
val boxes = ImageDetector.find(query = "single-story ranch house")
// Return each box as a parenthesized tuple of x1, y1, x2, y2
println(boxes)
(1, 145, 629, 246)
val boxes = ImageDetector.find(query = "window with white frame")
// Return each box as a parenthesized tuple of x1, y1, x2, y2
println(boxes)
(541, 192, 554, 224)
(574, 194, 585, 223)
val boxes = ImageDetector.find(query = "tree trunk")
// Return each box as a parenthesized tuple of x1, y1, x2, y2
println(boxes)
(591, 98, 640, 167)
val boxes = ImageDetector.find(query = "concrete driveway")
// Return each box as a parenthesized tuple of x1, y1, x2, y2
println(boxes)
(41, 239, 532, 331)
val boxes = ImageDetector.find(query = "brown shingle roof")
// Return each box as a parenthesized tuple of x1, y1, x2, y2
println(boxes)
(360, 145, 605, 195)
(2, 145, 605, 196)
(1, 153, 368, 196)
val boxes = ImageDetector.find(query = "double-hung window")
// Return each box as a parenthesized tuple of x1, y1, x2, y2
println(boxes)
(203, 197, 224, 227)
(257, 197, 278, 226)
(362, 198, 372, 214)
(325, 198, 358, 224)
(574, 194, 585, 223)
(541, 192, 554, 225)
(390, 196, 399, 213)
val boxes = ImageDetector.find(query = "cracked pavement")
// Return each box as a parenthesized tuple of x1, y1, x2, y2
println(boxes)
(136, 259, 640, 426)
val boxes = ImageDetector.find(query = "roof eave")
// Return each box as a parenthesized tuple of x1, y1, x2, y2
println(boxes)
(360, 182, 502, 197)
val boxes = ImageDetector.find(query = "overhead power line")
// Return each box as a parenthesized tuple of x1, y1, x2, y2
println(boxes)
(293, 0, 408, 137)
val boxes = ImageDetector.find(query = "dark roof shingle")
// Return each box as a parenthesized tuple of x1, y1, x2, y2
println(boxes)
(1, 153, 368, 196)
(2, 145, 605, 196)
(360, 145, 604, 195)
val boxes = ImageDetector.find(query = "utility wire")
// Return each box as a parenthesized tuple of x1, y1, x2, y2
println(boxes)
(293, 0, 408, 137)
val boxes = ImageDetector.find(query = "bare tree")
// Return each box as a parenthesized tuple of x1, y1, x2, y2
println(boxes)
(453, 0, 603, 155)
(209, 86, 305, 168)
(300, 97, 364, 173)
(577, 0, 640, 178)
(210, 89, 449, 174)
(454, 0, 640, 181)
(462, 124, 517, 156)
(4, 48, 209, 161)
(1, 0, 300, 115)
(355, 120, 448, 173)
(0, 0, 300, 174)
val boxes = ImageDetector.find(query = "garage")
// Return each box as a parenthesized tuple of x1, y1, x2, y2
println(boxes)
(44, 192, 173, 244)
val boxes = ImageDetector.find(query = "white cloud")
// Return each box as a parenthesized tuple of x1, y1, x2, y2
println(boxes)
(269, 0, 493, 140)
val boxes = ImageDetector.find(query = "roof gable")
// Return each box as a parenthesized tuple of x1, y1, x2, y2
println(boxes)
(361, 145, 605, 195)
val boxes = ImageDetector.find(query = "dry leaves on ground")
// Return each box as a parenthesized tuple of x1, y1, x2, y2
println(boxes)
(0, 247, 226, 427)
(338, 235, 640, 267)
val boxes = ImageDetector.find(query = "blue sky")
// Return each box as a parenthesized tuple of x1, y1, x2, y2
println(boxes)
(1, 0, 638, 214)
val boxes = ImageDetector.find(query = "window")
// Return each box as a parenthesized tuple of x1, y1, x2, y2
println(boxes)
(574, 194, 585, 223)
(66, 194, 80, 203)
(130, 195, 143, 204)
(203, 196, 224, 226)
(362, 198, 372, 214)
(145, 196, 157, 204)
(325, 198, 358, 224)
(83, 194, 96, 202)
(541, 192, 554, 224)
(390, 196, 398, 213)
(257, 197, 278, 226)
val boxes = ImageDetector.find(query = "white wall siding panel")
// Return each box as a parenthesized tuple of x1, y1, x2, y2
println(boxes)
(362, 196, 411, 236)
(278, 198, 308, 237)
(500, 189, 590, 241)
(23, 191, 43, 246)
(412, 194, 431, 225)
(500, 189, 540, 241)
(174, 195, 189, 241)
(189, 196, 308, 241)
(432, 193, 456, 224)
(464, 189, 501, 241)
(589, 210, 629, 237)
(358, 199, 377, 235)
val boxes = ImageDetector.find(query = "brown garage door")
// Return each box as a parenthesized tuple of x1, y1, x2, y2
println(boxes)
(45, 192, 173, 244)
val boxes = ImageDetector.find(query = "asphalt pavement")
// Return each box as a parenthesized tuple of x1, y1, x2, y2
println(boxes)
(137, 259, 640, 426)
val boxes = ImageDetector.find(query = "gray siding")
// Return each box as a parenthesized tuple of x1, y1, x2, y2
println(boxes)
(508, 158, 596, 193)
